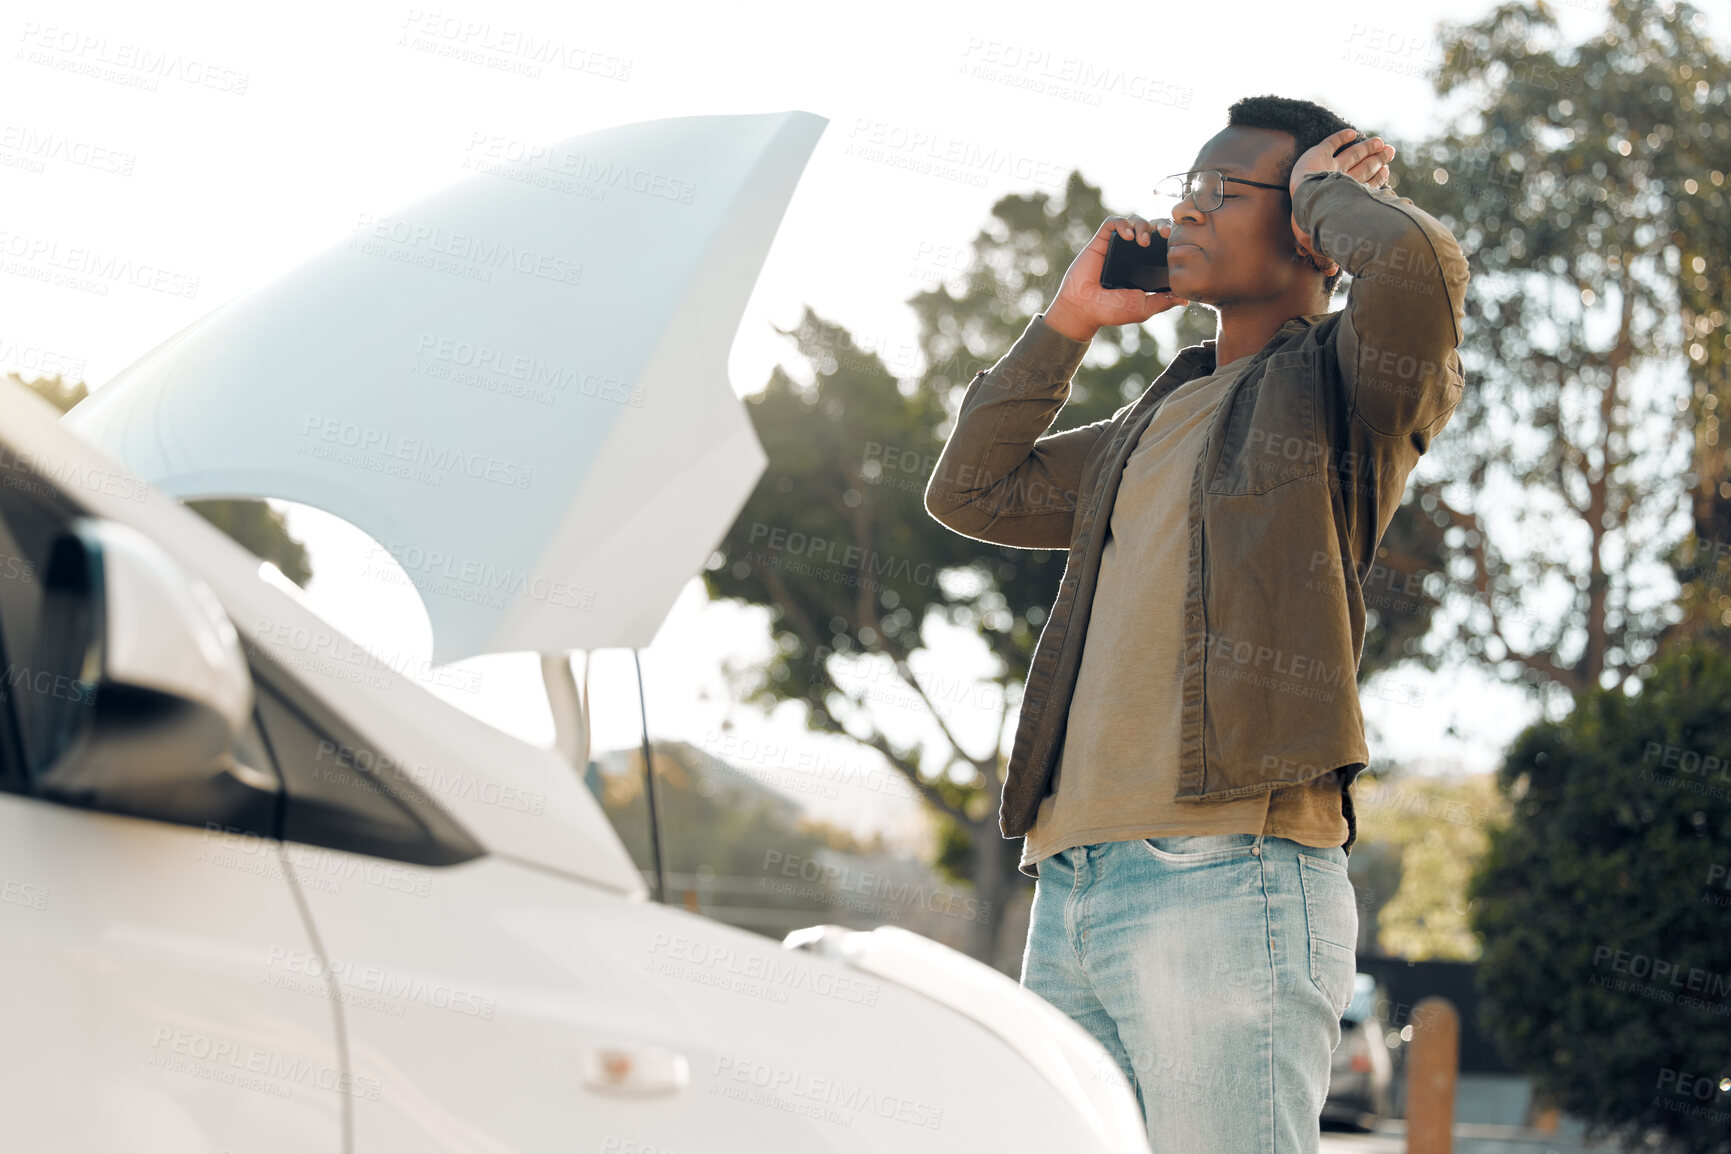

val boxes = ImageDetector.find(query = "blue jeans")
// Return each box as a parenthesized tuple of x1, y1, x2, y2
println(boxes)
(1020, 833, 1357, 1153)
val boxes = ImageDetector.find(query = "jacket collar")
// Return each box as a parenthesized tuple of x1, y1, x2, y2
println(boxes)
(1183, 311, 1328, 374)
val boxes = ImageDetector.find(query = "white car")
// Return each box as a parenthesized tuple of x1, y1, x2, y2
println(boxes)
(3, 107, 1153, 1152)
(0, 343, 1152, 1154)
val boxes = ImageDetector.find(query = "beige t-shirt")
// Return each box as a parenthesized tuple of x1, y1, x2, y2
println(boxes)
(1020, 350, 1349, 876)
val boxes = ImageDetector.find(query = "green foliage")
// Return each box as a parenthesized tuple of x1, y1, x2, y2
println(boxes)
(182, 498, 312, 588)
(1385, 1, 1731, 697)
(1469, 642, 1731, 1152)
(595, 741, 842, 919)
(1358, 489, 1451, 678)
(704, 173, 1159, 739)
(1350, 771, 1507, 960)
(13, 373, 88, 414)
(11, 372, 311, 587)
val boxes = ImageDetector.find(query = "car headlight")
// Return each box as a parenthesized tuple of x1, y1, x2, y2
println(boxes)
(785, 923, 1148, 1152)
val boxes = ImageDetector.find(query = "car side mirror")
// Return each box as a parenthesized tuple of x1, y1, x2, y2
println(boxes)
(25, 517, 252, 803)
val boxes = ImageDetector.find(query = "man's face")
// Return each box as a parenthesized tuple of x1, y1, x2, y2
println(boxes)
(1165, 126, 1311, 308)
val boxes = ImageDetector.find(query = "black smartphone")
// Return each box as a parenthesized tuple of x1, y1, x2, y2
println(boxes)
(1100, 231, 1170, 293)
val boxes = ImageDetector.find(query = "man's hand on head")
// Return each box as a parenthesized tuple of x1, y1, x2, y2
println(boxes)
(1287, 128, 1396, 276)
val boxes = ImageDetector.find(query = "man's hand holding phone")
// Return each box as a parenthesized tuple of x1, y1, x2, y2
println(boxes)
(1044, 215, 1191, 343)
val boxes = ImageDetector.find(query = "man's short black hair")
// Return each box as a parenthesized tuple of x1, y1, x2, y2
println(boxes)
(1226, 94, 1356, 296)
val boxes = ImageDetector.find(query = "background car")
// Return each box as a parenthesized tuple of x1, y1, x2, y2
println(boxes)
(1322, 971, 1397, 1131)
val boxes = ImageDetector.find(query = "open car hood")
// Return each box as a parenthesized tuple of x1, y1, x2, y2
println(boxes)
(66, 111, 825, 663)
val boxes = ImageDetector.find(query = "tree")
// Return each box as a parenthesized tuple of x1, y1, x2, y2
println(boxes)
(1382, 0, 1731, 706)
(1655, 5, 1731, 651)
(1469, 642, 1731, 1153)
(13, 371, 311, 586)
(591, 740, 989, 951)
(703, 172, 1445, 970)
(1346, 769, 1507, 960)
(591, 740, 848, 933)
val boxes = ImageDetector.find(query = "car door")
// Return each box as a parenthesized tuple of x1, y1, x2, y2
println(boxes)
(236, 654, 603, 1150)
(0, 460, 345, 1153)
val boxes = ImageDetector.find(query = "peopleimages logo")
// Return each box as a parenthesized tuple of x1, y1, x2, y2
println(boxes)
(350, 212, 583, 286)
(462, 132, 694, 203)
(0, 227, 200, 298)
(264, 946, 498, 1019)
(299, 415, 533, 489)
(710, 1055, 944, 1130)
(1590, 945, 1731, 1007)
(759, 849, 990, 924)
(0, 444, 150, 502)
(14, 22, 251, 95)
(312, 737, 549, 816)
(0, 125, 136, 175)
(398, 9, 633, 81)
(412, 332, 640, 407)
(1, 664, 96, 706)
(746, 523, 935, 587)
(958, 37, 1193, 109)
(147, 1027, 381, 1100)
(844, 119, 1067, 190)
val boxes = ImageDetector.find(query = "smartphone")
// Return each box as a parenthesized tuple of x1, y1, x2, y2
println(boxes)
(1100, 231, 1170, 293)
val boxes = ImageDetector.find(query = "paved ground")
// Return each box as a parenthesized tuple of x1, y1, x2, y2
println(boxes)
(1319, 1121, 1621, 1153)
(1312, 1072, 1629, 1152)
(1320, 1125, 1405, 1152)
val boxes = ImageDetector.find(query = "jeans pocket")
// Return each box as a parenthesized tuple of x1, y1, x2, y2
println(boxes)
(1140, 832, 1261, 864)
(1298, 853, 1358, 1017)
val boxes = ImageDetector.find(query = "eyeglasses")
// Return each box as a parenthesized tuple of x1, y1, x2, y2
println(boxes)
(1152, 170, 1289, 213)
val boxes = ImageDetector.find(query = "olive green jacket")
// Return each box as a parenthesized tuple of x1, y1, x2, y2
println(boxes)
(923, 170, 1470, 851)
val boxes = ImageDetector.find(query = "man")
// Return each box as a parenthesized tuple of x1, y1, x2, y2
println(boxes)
(923, 95, 1469, 1152)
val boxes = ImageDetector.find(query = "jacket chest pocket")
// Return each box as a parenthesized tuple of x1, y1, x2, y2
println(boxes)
(1207, 350, 1326, 496)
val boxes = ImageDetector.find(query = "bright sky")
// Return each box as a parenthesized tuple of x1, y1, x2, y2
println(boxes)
(9, 0, 1724, 847)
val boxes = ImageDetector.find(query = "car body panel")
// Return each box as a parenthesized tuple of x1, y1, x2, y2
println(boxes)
(0, 795, 344, 1152)
(292, 852, 1114, 1151)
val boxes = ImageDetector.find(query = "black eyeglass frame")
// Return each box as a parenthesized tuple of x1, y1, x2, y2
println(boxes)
(1153, 170, 1290, 213)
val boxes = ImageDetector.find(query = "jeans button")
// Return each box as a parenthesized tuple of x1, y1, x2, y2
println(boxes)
(1251, 844, 1261, 856)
